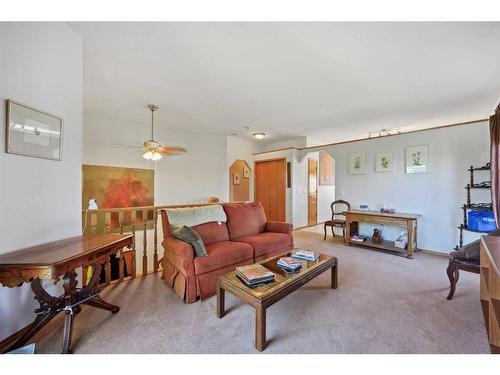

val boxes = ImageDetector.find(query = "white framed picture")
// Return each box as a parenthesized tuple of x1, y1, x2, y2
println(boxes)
(348, 152, 366, 175)
(6, 100, 63, 160)
(375, 153, 393, 172)
(406, 145, 429, 174)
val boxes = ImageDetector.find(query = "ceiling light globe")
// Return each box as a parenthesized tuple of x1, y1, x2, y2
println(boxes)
(142, 151, 153, 160)
(151, 152, 162, 161)
(253, 132, 266, 140)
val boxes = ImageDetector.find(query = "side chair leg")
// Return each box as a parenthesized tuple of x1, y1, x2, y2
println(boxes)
(323, 224, 327, 240)
(446, 262, 458, 300)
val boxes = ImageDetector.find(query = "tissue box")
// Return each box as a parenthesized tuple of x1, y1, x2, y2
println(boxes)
(468, 210, 496, 233)
(394, 239, 407, 249)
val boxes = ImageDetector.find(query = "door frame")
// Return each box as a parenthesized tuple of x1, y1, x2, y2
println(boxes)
(253, 157, 287, 222)
(308, 158, 318, 226)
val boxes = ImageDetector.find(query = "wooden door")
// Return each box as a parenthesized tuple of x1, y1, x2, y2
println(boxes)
(308, 158, 318, 226)
(254, 158, 286, 222)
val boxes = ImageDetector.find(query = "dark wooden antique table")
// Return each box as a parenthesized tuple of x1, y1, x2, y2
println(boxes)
(216, 249, 337, 351)
(0, 234, 133, 354)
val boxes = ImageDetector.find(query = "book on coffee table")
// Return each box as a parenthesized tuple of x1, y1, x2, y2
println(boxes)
(236, 264, 275, 286)
(277, 257, 302, 272)
(292, 249, 319, 261)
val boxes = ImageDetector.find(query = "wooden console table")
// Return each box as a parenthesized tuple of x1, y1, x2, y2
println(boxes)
(344, 210, 420, 258)
(0, 234, 133, 354)
(480, 235, 500, 354)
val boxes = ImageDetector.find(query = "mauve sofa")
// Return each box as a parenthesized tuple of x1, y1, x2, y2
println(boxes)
(159, 202, 294, 303)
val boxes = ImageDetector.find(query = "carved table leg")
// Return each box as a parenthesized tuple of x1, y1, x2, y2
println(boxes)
(3, 311, 59, 353)
(84, 296, 120, 313)
(3, 261, 122, 354)
(81, 263, 119, 313)
(61, 270, 78, 354)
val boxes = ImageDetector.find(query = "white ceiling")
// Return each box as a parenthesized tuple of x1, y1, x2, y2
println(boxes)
(70, 22, 500, 144)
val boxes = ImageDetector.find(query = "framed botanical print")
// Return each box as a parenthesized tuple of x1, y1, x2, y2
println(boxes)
(406, 145, 429, 174)
(375, 153, 393, 172)
(348, 152, 366, 175)
(243, 166, 250, 179)
(5, 100, 63, 160)
(233, 172, 241, 185)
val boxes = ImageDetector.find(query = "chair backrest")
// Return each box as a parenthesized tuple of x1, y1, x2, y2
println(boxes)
(330, 200, 351, 219)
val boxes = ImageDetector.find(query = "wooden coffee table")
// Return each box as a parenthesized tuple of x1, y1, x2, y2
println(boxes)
(216, 249, 338, 351)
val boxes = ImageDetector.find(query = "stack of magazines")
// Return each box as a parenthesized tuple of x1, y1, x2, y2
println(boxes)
(350, 234, 366, 243)
(292, 249, 319, 261)
(277, 257, 302, 273)
(236, 264, 275, 287)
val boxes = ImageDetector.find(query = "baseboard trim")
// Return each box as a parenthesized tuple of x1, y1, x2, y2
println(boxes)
(293, 221, 326, 231)
(418, 248, 449, 257)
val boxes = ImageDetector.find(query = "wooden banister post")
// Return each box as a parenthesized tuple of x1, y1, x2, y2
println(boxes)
(154, 209, 158, 273)
(105, 212, 111, 235)
(143, 210, 148, 275)
(131, 210, 137, 278)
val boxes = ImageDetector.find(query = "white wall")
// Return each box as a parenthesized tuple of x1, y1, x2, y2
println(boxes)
(83, 114, 230, 204)
(0, 23, 83, 340)
(300, 122, 490, 253)
(227, 136, 264, 200)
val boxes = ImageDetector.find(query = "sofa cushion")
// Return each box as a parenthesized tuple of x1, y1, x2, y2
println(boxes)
(223, 202, 267, 240)
(169, 225, 207, 257)
(194, 240, 253, 275)
(192, 221, 230, 245)
(234, 232, 293, 259)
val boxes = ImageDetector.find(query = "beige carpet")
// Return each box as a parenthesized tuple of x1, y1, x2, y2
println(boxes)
(32, 229, 489, 353)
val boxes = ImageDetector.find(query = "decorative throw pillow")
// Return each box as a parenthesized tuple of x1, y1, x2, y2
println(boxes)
(169, 225, 207, 257)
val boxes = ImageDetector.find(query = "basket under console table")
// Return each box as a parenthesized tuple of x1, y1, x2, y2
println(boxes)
(344, 210, 421, 258)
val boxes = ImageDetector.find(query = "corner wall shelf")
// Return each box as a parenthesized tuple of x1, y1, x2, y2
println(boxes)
(455, 163, 492, 250)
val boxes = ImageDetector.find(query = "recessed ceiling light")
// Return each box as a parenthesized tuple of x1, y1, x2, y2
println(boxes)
(253, 132, 266, 140)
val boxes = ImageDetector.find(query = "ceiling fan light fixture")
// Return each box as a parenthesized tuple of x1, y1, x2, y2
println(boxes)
(142, 150, 153, 160)
(140, 104, 186, 161)
(253, 132, 266, 140)
(151, 151, 162, 161)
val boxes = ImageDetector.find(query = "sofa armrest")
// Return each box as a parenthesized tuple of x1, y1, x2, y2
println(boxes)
(266, 221, 293, 235)
(162, 237, 195, 276)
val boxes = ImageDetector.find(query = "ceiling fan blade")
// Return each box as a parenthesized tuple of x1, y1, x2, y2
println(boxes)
(157, 146, 188, 155)
(111, 143, 144, 149)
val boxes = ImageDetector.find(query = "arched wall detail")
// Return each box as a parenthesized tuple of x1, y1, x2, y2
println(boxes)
(229, 159, 251, 202)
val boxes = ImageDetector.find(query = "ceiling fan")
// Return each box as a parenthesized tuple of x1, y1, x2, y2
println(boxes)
(141, 104, 187, 160)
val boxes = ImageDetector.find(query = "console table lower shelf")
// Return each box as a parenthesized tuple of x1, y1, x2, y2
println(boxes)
(344, 210, 421, 258)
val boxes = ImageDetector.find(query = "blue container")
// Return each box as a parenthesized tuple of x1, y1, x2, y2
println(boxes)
(468, 210, 497, 233)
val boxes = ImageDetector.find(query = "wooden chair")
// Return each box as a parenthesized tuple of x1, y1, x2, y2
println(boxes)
(447, 228, 500, 299)
(324, 200, 351, 240)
